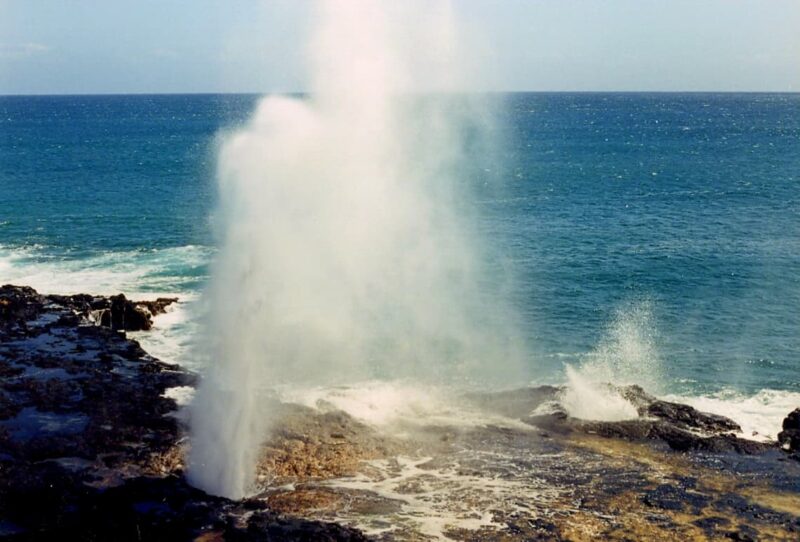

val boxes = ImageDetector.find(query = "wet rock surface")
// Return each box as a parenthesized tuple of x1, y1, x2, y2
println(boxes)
(255, 382, 799, 539)
(257, 404, 408, 484)
(2, 284, 799, 541)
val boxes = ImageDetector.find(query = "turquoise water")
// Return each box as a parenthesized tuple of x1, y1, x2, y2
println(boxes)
(1, 93, 798, 403)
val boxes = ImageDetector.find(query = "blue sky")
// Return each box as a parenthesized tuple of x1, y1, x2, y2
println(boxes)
(1, 0, 798, 94)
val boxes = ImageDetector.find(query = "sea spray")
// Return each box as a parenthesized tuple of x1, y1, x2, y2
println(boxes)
(188, 1, 525, 498)
(561, 300, 662, 421)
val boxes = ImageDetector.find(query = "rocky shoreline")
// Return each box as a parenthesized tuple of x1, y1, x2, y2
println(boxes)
(0, 285, 366, 541)
(1, 284, 798, 541)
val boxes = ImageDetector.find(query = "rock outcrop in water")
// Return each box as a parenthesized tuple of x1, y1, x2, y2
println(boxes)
(465, 384, 773, 454)
(92, 292, 177, 331)
(519, 385, 774, 455)
(0, 285, 176, 332)
(1, 284, 799, 541)
(779, 408, 800, 458)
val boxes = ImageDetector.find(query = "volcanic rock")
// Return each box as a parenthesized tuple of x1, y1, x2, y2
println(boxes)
(778, 408, 800, 456)
(96, 293, 171, 331)
(622, 385, 742, 433)
(0, 285, 43, 324)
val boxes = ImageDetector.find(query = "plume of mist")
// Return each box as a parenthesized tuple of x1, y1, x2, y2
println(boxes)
(188, 0, 526, 499)
(561, 300, 662, 421)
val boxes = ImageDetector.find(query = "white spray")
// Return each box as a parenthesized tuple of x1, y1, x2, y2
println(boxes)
(188, 0, 525, 499)
(561, 300, 662, 421)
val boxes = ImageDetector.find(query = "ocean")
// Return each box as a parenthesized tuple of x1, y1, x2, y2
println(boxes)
(1, 92, 798, 436)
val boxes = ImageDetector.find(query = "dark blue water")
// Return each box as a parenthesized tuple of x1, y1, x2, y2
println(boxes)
(1, 93, 798, 396)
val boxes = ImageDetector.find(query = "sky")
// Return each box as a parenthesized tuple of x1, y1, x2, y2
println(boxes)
(0, 0, 798, 95)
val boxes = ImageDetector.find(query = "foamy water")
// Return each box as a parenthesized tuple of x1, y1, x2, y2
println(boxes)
(317, 454, 552, 539)
(128, 298, 201, 368)
(0, 243, 210, 298)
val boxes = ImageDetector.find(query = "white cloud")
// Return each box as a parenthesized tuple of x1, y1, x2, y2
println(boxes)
(152, 48, 179, 60)
(0, 42, 50, 59)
